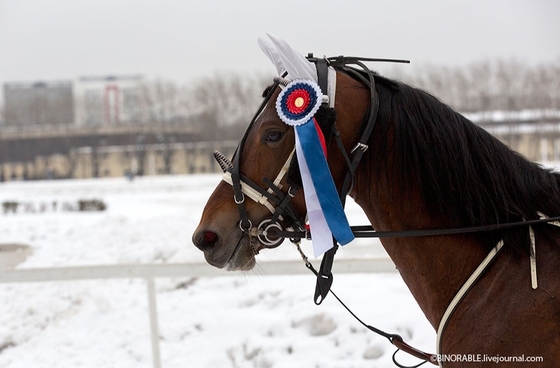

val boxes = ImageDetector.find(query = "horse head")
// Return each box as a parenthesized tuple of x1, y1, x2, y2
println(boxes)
(192, 35, 371, 271)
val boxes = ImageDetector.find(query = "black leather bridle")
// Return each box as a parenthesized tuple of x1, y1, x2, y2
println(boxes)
(213, 74, 307, 251)
(214, 56, 385, 271)
(214, 55, 409, 301)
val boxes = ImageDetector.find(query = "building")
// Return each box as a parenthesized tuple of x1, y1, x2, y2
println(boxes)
(0, 138, 235, 181)
(3, 80, 74, 127)
(2, 75, 144, 128)
(74, 75, 144, 126)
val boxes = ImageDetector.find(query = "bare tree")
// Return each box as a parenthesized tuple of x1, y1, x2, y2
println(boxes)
(185, 72, 269, 140)
(138, 79, 187, 125)
(76, 92, 103, 126)
(387, 59, 560, 113)
(526, 60, 560, 109)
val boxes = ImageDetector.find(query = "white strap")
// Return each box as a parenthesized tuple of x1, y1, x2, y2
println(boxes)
(270, 148, 295, 191)
(221, 148, 296, 216)
(538, 211, 560, 228)
(436, 240, 504, 367)
(529, 225, 538, 289)
(437, 212, 559, 364)
(529, 211, 560, 289)
(222, 172, 276, 214)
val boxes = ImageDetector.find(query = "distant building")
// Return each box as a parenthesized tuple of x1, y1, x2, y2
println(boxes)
(3, 80, 74, 127)
(74, 75, 143, 126)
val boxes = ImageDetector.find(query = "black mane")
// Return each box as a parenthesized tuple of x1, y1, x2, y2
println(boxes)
(364, 76, 560, 252)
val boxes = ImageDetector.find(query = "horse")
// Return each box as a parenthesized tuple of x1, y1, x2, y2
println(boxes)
(192, 37, 560, 367)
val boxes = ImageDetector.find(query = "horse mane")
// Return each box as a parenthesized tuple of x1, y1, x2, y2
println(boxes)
(359, 74, 560, 253)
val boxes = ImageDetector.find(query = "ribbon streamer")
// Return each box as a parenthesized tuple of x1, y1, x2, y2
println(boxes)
(276, 79, 354, 257)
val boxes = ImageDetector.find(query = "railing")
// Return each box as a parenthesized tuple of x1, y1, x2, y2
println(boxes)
(0, 258, 395, 368)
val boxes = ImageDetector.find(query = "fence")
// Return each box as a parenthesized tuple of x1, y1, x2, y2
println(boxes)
(0, 258, 395, 368)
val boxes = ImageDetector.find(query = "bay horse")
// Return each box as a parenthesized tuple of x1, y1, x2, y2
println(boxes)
(192, 40, 560, 367)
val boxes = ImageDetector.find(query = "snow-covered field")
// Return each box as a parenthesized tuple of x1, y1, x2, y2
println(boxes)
(0, 174, 435, 368)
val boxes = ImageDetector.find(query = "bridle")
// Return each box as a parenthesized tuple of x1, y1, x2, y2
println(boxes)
(214, 55, 390, 257)
(213, 73, 307, 251)
(213, 55, 560, 367)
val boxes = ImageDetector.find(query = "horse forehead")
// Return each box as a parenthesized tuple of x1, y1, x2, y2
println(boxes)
(251, 88, 283, 131)
(251, 71, 363, 134)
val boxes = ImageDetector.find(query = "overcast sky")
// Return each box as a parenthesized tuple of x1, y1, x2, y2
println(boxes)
(1, 0, 559, 95)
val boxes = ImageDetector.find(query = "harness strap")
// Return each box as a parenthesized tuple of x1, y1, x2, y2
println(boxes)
(314, 244, 337, 305)
(270, 148, 295, 192)
(223, 172, 276, 215)
(313, 57, 341, 304)
(436, 240, 505, 367)
(529, 224, 538, 289)
(230, 170, 252, 232)
(303, 250, 437, 366)
(221, 148, 296, 216)
(529, 212, 560, 289)
(277, 214, 560, 239)
(316, 58, 329, 99)
(262, 178, 298, 225)
(313, 58, 380, 305)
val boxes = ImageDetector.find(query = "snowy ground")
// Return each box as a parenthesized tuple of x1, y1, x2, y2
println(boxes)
(0, 174, 435, 368)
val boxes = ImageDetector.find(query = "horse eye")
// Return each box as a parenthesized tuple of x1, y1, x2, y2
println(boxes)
(265, 131, 284, 143)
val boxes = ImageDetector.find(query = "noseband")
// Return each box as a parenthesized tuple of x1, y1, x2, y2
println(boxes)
(215, 147, 301, 248)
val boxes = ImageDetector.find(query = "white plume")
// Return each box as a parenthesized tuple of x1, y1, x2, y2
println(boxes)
(257, 33, 318, 82)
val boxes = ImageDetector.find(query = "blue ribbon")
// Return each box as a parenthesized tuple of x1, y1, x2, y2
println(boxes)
(295, 119, 354, 245)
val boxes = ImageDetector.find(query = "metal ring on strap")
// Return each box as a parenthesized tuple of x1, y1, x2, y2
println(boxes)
(234, 192, 245, 205)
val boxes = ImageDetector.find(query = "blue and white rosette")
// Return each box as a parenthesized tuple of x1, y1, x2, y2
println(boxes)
(276, 79, 354, 257)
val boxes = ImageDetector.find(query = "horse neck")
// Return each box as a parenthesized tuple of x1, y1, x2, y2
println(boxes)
(331, 72, 492, 326)
(351, 158, 490, 329)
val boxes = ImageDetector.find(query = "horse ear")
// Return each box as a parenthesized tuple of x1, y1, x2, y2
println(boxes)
(258, 33, 318, 82)
(258, 37, 285, 76)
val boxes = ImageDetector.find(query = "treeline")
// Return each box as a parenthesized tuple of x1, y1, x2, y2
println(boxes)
(128, 72, 270, 141)
(139, 58, 560, 140)
(389, 58, 560, 112)
(1, 58, 558, 181)
(2, 58, 559, 139)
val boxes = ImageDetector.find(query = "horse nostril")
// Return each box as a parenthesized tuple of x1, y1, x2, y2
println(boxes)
(203, 231, 218, 245)
(194, 230, 220, 251)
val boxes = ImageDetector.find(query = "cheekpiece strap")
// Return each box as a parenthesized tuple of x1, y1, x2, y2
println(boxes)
(315, 57, 329, 102)
(314, 57, 341, 305)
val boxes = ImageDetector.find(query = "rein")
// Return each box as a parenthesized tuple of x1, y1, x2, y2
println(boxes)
(278, 214, 560, 240)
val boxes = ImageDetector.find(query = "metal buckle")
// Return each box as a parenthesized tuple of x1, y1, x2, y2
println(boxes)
(234, 192, 245, 204)
(287, 186, 297, 198)
(351, 142, 369, 154)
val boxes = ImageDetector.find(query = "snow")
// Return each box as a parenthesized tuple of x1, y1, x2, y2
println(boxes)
(0, 174, 434, 368)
